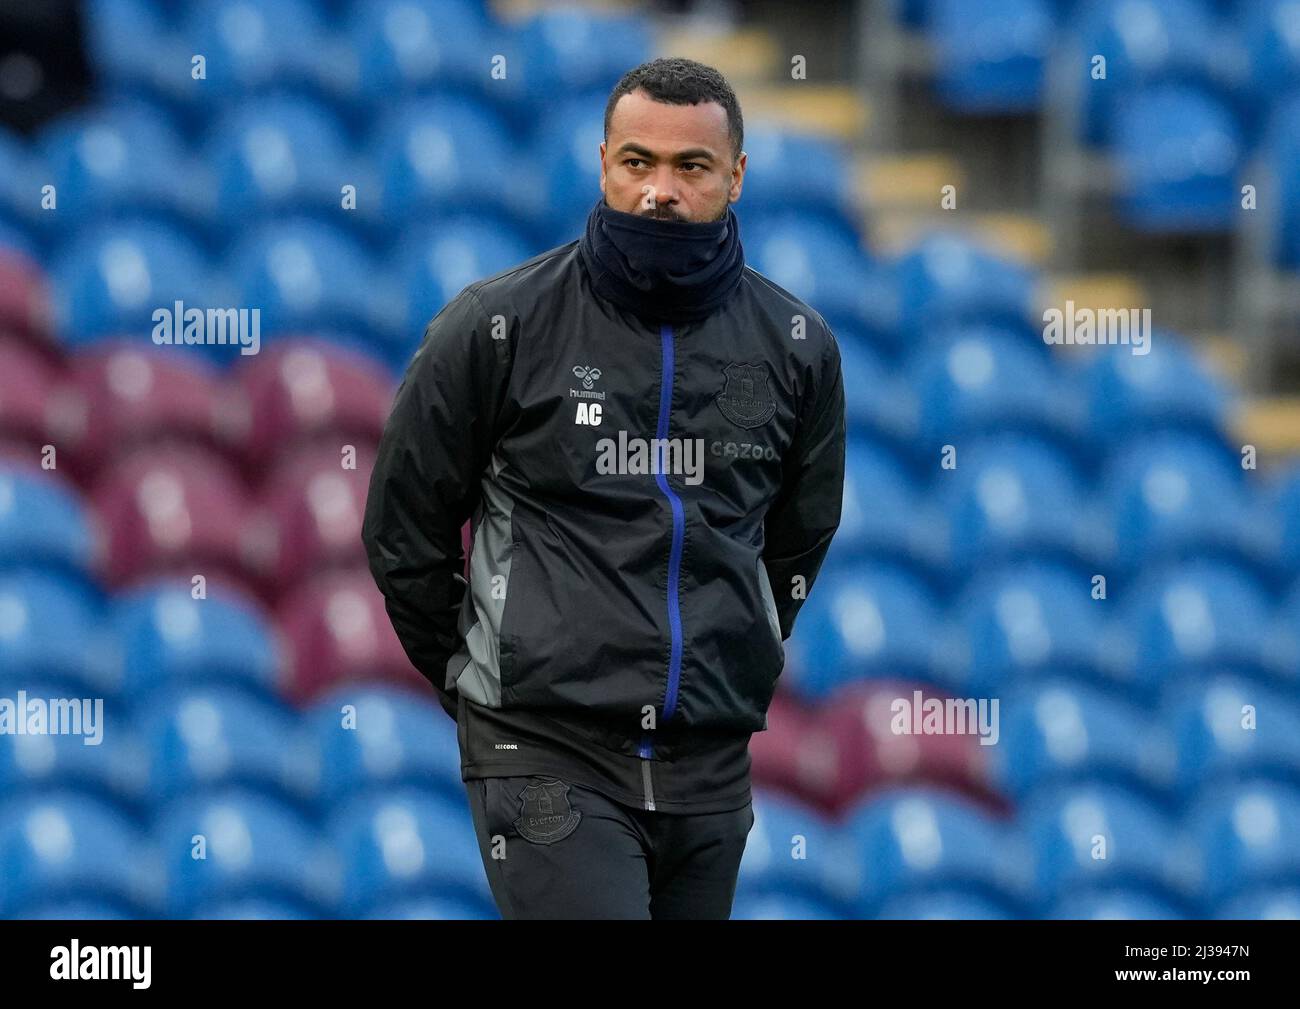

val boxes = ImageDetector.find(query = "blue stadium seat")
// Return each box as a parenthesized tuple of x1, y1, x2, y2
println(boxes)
(139, 685, 317, 809)
(1241, 1, 1300, 137)
(39, 101, 213, 248)
(0, 469, 96, 579)
(892, 233, 1038, 337)
(0, 794, 164, 917)
(207, 95, 361, 238)
(25, 899, 138, 919)
(329, 788, 490, 916)
(1063, 0, 1226, 147)
(846, 787, 1034, 916)
(736, 791, 862, 912)
(837, 337, 919, 456)
(1100, 433, 1268, 575)
(1123, 560, 1279, 689)
(1265, 92, 1300, 270)
(390, 214, 535, 338)
(937, 436, 1101, 577)
(227, 217, 401, 361)
(1020, 782, 1199, 915)
(346, 0, 492, 103)
(1110, 82, 1242, 233)
(742, 209, 882, 339)
(992, 679, 1177, 805)
(83, 0, 194, 117)
(308, 684, 462, 807)
(1083, 332, 1230, 445)
(536, 91, 614, 240)
(512, 8, 653, 97)
(1271, 463, 1300, 579)
(1164, 676, 1300, 797)
(370, 95, 536, 235)
(155, 787, 340, 918)
(51, 218, 223, 347)
(0, 571, 114, 699)
(784, 562, 946, 698)
(909, 327, 1085, 457)
(1188, 781, 1300, 905)
(182, 0, 340, 109)
(951, 564, 1120, 696)
(0, 689, 146, 813)
(930, 0, 1054, 113)
(109, 582, 280, 703)
(734, 126, 857, 219)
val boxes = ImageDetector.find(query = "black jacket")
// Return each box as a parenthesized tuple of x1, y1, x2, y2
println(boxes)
(362, 218, 846, 812)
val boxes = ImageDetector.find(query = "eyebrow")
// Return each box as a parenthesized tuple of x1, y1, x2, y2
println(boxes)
(614, 142, 716, 163)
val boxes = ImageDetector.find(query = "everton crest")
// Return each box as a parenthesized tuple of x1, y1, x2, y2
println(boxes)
(715, 362, 776, 429)
(513, 777, 582, 844)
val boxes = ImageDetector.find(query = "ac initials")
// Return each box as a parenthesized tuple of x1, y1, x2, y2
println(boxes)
(575, 402, 602, 426)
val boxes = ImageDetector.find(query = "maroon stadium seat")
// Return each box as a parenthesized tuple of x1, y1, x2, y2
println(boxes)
(0, 338, 58, 462)
(248, 441, 376, 599)
(231, 339, 393, 473)
(0, 249, 57, 357)
(51, 341, 243, 484)
(90, 444, 257, 593)
(277, 566, 429, 704)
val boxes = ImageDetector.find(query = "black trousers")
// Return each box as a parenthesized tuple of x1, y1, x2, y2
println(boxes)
(463, 774, 754, 920)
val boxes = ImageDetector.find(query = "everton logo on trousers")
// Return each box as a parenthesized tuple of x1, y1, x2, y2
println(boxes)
(715, 362, 776, 429)
(513, 777, 582, 844)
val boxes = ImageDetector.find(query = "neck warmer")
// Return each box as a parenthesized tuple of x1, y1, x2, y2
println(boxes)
(577, 196, 745, 324)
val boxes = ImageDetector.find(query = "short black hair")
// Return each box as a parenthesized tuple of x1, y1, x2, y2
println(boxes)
(604, 57, 743, 165)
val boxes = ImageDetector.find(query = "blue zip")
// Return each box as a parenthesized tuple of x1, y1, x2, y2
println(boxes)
(641, 321, 686, 763)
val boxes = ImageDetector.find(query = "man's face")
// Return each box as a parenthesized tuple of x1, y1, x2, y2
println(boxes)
(599, 88, 746, 222)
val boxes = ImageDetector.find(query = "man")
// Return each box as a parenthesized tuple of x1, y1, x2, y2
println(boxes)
(362, 57, 846, 919)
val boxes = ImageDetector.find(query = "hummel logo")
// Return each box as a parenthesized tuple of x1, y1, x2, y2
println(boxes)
(572, 365, 602, 390)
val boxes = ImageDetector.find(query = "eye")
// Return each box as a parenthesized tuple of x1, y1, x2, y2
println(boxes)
(624, 158, 646, 168)
(681, 162, 703, 172)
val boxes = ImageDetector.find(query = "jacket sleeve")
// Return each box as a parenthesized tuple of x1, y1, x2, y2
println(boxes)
(362, 287, 512, 720)
(762, 327, 847, 642)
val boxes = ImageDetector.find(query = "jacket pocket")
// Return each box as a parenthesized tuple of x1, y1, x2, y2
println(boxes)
(755, 555, 785, 663)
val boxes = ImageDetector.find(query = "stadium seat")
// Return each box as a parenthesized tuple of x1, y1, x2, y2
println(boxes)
(0, 248, 56, 352)
(733, 125, 857, 219)
(1110, 82, 1242, 233)
(783, 561, 946, 698)
(845, 787, 1034, 916)
(1122, 559, 1280, 691)
(277, 567, 430, 703)
(346, 0, 493, 104)
(992, 679, 1178, 806)
(0, 342, 57, 461)
(1215, 886, 1300, 920)
(937, 436, 1102, 579)
(90, 445, 257, 593)
(929, 0, 1054, 113)
(892, 233, 1038, 337)
(364, 895, 497, 920)
(0, 468, 96, 580)
(949, 562, 1115, 696)
(877, 888, 1019, 919)
(230, 339, 392, 473)
(1048, 890, 1189, 919)
(138, 684, 316, 808)
(1164, 676, 1300, 797)
(730, 892, 846, 919)
(0, 793, 164, 917)
(837, 337, 920, 458)
(55, 342, 240, 483)
(154, 787, 340, 918)
(1020, 782, 1199, 915)
(328, 787, 491, 916)
(109, 581, 281, 703)
(1265, 92, 1300, 269)
(50, 218, 224, 349)
(0, 570, 114, 698)
(737, 790, 862, 912)
(1187, 781, 1300, 905)
(249, 441, 375, 595)
(307, 684, 462, 808)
